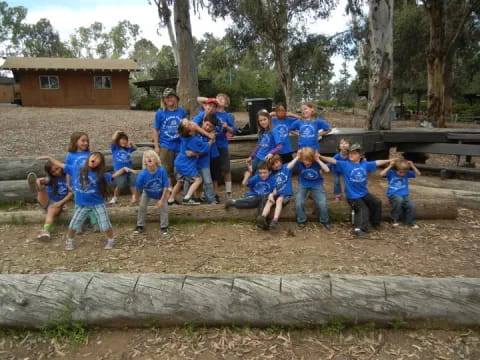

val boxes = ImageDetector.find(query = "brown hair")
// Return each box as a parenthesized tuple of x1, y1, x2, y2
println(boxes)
(45, 161, 65, 197)
(68, 131, 89, 153)
(113, 131, 129, 146)
(256, 110, 273, 134)
(302, 102, 318, 121)
(267, 154, 282, 170)
(338, 138, 351, 151)
(299, 147, 316, 163)
(177, 118, 192, 137)
(257, 161, 269, 171)
(216, 93, 230, 107)
(79, 152, 108, 198)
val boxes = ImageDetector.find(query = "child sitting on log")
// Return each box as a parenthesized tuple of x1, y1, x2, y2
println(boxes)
(320, 144, 396, 237)
(109, 130, 137, 205)
(380, 159, 421, 229)
(37, 152, 132, 250)
(256, 155, 294, 230)
(225, 161, 276, 228)
(134, 150, 170, 236)
(27, 161, 73, 241)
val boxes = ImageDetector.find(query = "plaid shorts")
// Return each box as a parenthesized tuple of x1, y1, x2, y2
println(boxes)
(69, 204, 112, 232)
(175, 173, 200, 183)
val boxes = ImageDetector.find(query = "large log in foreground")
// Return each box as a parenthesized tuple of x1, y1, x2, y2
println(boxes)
(0, 194, 457, 225)
(1, 273, 479, 328)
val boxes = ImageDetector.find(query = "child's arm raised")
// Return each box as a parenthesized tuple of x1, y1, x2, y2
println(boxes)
(375, 158, 398, 167)
(287, 151, 301, 170)
(408, 160, 421, 176)
(37, 156, 65, 169)
(318, 154, 337, 165)
(192, 122, 215, 140)
(379, 162, 394, 177)
(111, 130, 121, 143)
(315, 153, 330, 173)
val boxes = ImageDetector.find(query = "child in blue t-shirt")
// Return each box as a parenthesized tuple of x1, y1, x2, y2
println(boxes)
(243, 110, 282, 185)
(27, 161, 73, 241)
(109, 130, 137, 205)
(271, 103, 300, 163)
(38, 152, 132, 250)
(289, 147, 331, 230)
(168, 119, 212, 205)
(290, 103, 331, 151)
(380, 159, 421, 228)
(134, 150, 170, 236)
(320, 144, 396, 237)
(331, 138, 351, 201)
(256, 155, 294, 230)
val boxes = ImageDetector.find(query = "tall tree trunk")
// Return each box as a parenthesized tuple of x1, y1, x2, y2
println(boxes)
(366, 0, 394, 130)
(173, 0, 199, 117)
(426, 0, 446, 127)
(154, 0, 179, 65)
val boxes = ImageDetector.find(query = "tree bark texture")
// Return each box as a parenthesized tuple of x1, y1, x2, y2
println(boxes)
(156, 0, 179, 66)
(366, 0, 394, 130)
(0, 191, 458, 224)
(174, 0, 200, 117)
(1, 272, 479, 329)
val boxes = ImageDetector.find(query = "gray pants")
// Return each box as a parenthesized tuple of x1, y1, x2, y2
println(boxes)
(137, 192, 169, 229)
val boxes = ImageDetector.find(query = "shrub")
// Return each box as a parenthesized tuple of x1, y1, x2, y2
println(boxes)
(136, 95, 161, 111)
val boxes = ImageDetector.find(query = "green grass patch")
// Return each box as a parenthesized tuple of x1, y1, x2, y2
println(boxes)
(0, 201, 24, 210)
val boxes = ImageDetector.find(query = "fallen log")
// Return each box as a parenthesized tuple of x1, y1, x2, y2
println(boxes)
(1, 272, 479, 328)
(0, 192, 458, 225)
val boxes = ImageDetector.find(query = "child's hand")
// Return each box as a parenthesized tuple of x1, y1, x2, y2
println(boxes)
(128, 140, 134, 147)
(37, 156, 49, 161)
(51, 201, 62, 208)
(268, 193, 275, 204)
(265, 153, 273, 161)
(207, 132, 215, 140)
(407, 160, 414, 166)
(246, 157, 252, 165)
(314, 152, 320, 161)
(154, 145, 160, 155)
(185, 150, 197, 157)
(296, 149, 303, 158)
(156, 199, 164, 208)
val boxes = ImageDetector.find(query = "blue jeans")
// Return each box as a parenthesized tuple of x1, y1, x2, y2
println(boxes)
(200, 167, 216, 203)
(389, 194, 415, 225)
(333, 173, 342, 195)
(295, 183, 329, 224)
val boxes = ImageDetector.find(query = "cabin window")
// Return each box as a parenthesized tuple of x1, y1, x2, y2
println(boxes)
(94, 76, 112, 89)
(39, 75, 59, 89)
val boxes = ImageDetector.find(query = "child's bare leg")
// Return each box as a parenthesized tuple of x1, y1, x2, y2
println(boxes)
(168, 181, 183, 202)
(45, 206, 62, 225)
(273, 197, 284, 221)
(242, 171, 252, 186)
(129, 186, 137, 203)
(113, 187, 121, 198)
(37, 188, 49, 208)
(105, 228, 114, 238)
(261, 199, 274, 217)
(185, 177, 203, 199)
(67, 227, 76, 239)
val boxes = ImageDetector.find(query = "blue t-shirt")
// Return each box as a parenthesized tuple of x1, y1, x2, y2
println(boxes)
(256, 130, 281, 161)
(110, 144, 136, 171)
(196, 133, 217, 169)
(330, 152, 348, 175)
(46, 176, 69, 202)
(272, 116, 296, 154)
(153, 107, 187, 152)
(273, 164, 293, 196)
(174, 135, 210, 177)
(135, 167, 169, 200)
(290, 118, 330, 150)
(385, 169, 416, 197)
(65, 151, 90, 170)
(335, 160, 377, 199)
(215, 111, 236, 149)
(65, 165, 113, 206)
(244, 173, 276, 197)
(296, 162, 325, 188)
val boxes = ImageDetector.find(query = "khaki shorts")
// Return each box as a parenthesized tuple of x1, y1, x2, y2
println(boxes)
(160, 147, 176, 176)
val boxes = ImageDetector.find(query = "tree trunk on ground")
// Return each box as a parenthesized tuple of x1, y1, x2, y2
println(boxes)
(174, 0, 200, 117)
(2, 272, 480, 329)
(366, 0, 394, 130)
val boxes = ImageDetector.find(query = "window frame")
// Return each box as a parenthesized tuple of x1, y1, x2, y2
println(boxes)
(94, 75, 112, 89)
(39, 75, 59, 90)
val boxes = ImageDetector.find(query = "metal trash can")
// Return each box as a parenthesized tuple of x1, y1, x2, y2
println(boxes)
(245, 98, 273, 134)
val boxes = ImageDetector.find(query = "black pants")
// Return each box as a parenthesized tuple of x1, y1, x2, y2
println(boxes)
(348, 193, 382, 232)
(280, 153, 293, 164)
(234, 195, 268, 215)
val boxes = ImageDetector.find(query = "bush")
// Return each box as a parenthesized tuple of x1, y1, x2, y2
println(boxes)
(452, 103, 480, 117)
(317, 100, 335, 108)
(136, 95, 161, 111)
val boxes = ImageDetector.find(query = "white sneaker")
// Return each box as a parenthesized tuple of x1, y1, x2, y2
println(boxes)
(65, 238, 75, 251)
(104, 238, 115, 250)
(108, 197, 118, 205)
(410, 224, 420, 229)
(392, 221, 400, 227)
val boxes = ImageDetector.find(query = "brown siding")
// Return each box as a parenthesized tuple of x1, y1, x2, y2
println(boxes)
(17, 70, 131, 109)
(0, 84, 15, 103)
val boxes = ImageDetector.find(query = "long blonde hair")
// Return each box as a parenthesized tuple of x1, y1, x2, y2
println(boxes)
(302, 103, 318, 121)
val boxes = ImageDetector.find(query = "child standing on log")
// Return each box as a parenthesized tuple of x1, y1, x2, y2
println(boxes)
(256, 155, 294, 230)
(242, 110, 282, 185)
(109, 130, 137, 205)
(331, 138, 351, 201)
(134, 150, 169, 236)
(320, 144, 396, 237)
(65, 131, 98, 232)
(27, 161, 73, 241)
(225, 161, 276, 227)
(290, 147, 331, 230)
(271, 103, 301, 163)
(290, 103, 331, 151)
(37, 152, 132, 250)
(380, 159, 421, 229)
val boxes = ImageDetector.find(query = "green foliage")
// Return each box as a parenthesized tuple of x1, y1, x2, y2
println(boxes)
(389, 316, 407, 329)
(353, 321, 376, 336)
(319, 317, 346, 335)
(136, 95, 161, 111)
(0, 200, 23, 210)
(317, 100, 335, 108)
(452, 103, 480, 118)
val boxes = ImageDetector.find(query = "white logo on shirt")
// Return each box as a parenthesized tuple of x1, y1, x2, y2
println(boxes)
(389, 178, 406, 191)
(164, 116, 181, 139)
(144, 178, 163, 193)
(254, 181, 270, 195)
(115, 150, 130, 163)
(300, 124, 315, 138)
(276, 172, 288, 191)
(276, 124, 288, 139)
(302, 168, 319, 180)
(349, 168, 367, 183)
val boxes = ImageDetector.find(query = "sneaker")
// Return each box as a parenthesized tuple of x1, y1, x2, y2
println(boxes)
(392, 221, 400, 227)
(215, 194, 220, 204)
(104, 238, 115, 250)
(134, 225, 144, 234)
(161, 228, 168, 237)
(352, 229, 368, 238)
(182, 198, 200, 205)
(167, 199, 178, 206)
(65, 238, 76, 251)
(410, 224, 420, 229)
(37, 230, 51, 241)
(224, 199, 234, 209)
(192, 197, 203, 203)
(256, 215, 268, 230)
(27, 172, 38, 193)
(321, 223, 332, 231)
(297, 222, 306, 229)
(269, 220, 279, 230)
(108, 197, 118, 205)
(92, 224, 100, 233)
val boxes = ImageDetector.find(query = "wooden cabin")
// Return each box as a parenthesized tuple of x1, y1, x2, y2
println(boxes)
(0, 77, 16, 104)
(0, 57, 139, 109)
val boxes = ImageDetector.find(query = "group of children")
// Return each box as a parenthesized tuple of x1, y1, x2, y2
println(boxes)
(27, 89, 421, 250)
